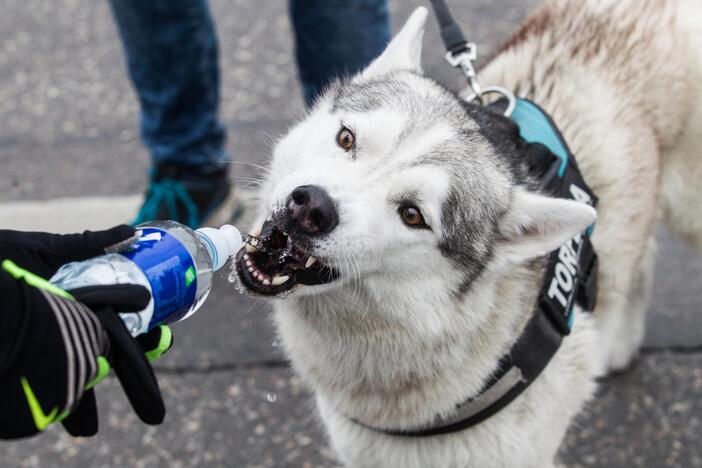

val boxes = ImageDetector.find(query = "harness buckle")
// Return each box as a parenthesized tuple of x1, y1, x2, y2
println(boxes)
(445, 42, 482, 102)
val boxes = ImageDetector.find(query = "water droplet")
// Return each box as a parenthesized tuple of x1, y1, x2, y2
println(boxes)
(266, 393, 277, 403)
(271, 340, 279, 348)
(227, 271, 237, 284)
(227, 263, 238, 284)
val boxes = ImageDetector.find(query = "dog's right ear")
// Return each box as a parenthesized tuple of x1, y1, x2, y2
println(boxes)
(496, 189, 597, 263)
(358, 7, 428, 79)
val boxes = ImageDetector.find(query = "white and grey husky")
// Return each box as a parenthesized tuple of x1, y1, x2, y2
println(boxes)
(234, 1, 702, 466)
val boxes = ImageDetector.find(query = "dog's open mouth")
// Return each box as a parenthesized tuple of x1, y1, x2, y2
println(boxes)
(234, 224, 339, 296)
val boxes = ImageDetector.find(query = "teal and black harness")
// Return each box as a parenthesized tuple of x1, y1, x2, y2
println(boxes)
(352, 0, 599, 437)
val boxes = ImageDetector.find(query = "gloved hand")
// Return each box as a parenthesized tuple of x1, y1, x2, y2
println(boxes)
(0, 225, 173, 439)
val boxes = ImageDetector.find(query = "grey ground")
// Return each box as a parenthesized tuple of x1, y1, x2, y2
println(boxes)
(1, 0, 701, 467)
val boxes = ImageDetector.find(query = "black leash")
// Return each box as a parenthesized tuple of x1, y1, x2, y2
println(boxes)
(429, 0, 471, 55)
(428, 0, 483, 100)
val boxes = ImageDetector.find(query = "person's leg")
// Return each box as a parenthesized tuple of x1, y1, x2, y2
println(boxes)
(289, 0, 391, 106)
(108, 0, 233, 227)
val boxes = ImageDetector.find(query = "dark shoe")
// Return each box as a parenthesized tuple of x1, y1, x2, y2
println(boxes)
(132, 164, 233, 229)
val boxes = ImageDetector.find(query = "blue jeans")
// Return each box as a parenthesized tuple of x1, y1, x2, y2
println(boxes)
(108, 0, 390, 171)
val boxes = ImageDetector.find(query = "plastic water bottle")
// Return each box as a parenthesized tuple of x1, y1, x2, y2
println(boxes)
(50, 221, 244, 337)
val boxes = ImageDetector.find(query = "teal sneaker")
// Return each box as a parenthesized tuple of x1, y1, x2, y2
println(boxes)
(132, 164, 238, 229)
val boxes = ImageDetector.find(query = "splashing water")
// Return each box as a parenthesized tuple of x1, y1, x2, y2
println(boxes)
(227, 268, 238, 284)
(227, 262, 249, 295)
(227, 234, 261, 286)
(226, 227, 298, 299)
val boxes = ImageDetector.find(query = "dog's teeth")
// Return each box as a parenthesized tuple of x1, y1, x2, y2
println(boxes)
(245, 260, 252, 267)
(305, 256, 317, 268)
(262, 278, 271, 286)
(245, 243, 257, 253)
(271, 275, 289, 286)
(248, 265, 255, 273)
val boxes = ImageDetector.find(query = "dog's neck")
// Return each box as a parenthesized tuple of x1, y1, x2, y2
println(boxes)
(478, 0, 693, 153)
(274, 259, 544, 429)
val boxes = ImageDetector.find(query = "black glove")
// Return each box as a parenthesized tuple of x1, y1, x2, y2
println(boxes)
(0, 226, 173, 439)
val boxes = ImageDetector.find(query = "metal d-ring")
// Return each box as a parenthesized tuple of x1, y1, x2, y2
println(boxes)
(465, 85, 516, 117)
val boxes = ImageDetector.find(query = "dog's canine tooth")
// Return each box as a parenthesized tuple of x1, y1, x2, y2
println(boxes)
(305, 256, 317, 268)
(245, 243, 257, 253)
(262, 278, 271, 286)
(271, 275, 290, 286)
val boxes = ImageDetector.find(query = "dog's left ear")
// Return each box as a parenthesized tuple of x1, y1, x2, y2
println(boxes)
(359, 7, 428, 79)
(497, 190, 597, 263)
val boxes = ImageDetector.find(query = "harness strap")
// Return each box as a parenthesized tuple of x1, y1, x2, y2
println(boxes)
(361, 308, 563, 437)
(576, 239, 599, 312)
(428, 0, 471, 55)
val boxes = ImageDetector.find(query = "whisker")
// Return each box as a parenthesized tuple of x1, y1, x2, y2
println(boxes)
(231, 176, 265, 183)
(227, 160, 274, 175)
(350, 254, 361, 300)
(343, 255, 354, 298)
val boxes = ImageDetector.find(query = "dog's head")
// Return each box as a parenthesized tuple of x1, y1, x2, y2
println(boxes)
(235, 8, 595, 313)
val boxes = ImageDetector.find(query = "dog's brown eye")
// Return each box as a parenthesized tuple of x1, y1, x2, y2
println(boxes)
(337, 126, 355, 151)
(400, 205, 426, 228)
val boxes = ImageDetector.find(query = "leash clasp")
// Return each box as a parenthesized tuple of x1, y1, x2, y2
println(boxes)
(445, 42, 482, 103)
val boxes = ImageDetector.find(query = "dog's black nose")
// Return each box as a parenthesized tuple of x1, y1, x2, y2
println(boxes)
(286, 185, 338, 236)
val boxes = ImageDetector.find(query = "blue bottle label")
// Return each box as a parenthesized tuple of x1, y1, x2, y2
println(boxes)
(121, 228, 197, 330)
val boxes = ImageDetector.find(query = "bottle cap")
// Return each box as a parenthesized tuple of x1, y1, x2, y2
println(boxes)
(196, 225, 244, 271)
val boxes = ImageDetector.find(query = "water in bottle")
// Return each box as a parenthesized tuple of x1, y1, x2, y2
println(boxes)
(50, 221, 244, 336)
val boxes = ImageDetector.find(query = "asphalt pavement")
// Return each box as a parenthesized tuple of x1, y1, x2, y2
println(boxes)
(0, 0, 701, 466)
